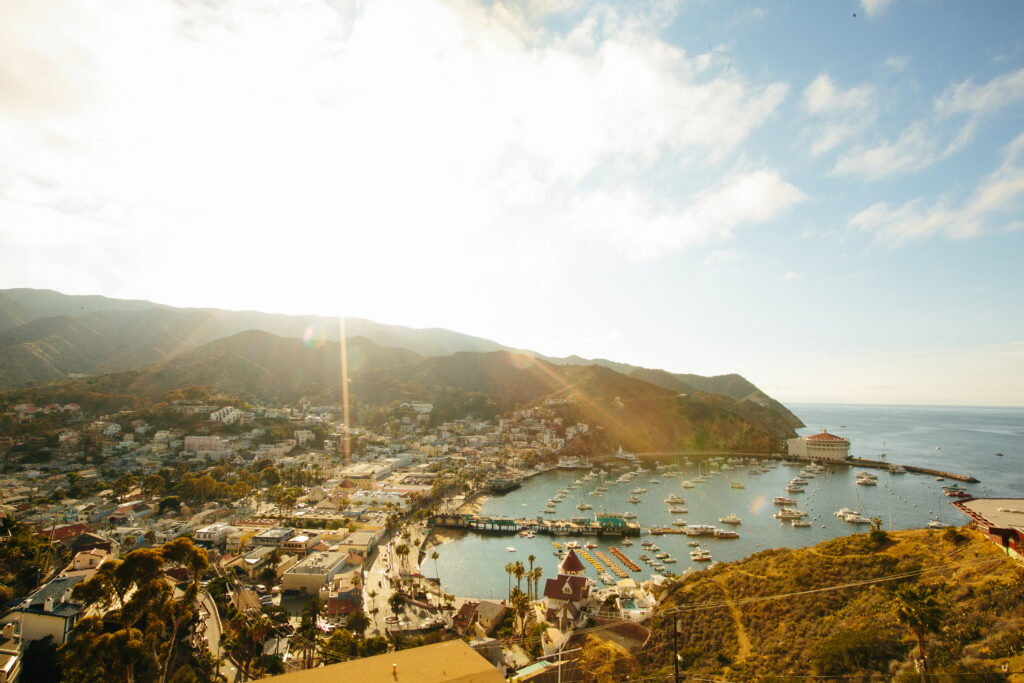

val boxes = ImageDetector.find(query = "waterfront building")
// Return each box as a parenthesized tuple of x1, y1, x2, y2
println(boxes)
(953, 498, 1024, 560)
(251, 526, 296, 548)
(787, 431, 850, 461)
(542, 550, 592, 630)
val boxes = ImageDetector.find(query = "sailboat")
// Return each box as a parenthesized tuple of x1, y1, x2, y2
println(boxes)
(927, 495, 952, 529)
(880, 441, 886, 459)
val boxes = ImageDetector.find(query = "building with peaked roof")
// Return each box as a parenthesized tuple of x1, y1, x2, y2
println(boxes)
(0, 575, 85, 644)
(542, 550, 592, 630)
(953, 498, 1024, 561)
(787, 431, 850, 461)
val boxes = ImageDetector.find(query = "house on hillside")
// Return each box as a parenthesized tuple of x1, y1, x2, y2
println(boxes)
(953, 498, 1024, 561)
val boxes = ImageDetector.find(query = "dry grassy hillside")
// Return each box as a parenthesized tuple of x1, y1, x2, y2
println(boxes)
(640, 527, 1024, 680)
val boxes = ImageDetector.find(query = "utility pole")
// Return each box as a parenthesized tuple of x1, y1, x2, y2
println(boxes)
(674, 616, 680, 682)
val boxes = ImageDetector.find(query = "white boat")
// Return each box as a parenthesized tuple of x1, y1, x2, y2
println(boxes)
(506, 546, 516, 552)
(690, 548, 712, 561)
(926, 519, 951, 529)
(621, 538, 633, 546)
(599, 573, 615, 585)
(672, 519, 688, 527)
(718, 513, 742, 525)
(843, 512, 873, 524)
(714, 528, 739, 538)
(663, 556, 677, 563)
(566, 541, 580, 549)
(622, 511, 638, 519)
(773, 496, 797, 505)
(630, 487, 647, 494)
(773, 507, 808, 520)
(665, 494, 685, 504)
(856, 477, 878, 486)
(576, 502, 592, 510)
(626, 496, 641, 504)
(888, 464, 907, 474)
(668, 506, 688, 514)
(791, 520, 812, 528)
(681, 480, 695, 489)
(585, 542, 598, 549)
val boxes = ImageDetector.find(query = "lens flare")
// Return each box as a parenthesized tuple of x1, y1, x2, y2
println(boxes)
(302, 324, 327, 348)
(749, 495, 767, 514)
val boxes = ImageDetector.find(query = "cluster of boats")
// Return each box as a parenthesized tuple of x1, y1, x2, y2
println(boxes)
(856, 471, 878, 486)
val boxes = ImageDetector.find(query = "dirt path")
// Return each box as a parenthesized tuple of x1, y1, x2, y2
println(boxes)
(712, 578, 752, 661)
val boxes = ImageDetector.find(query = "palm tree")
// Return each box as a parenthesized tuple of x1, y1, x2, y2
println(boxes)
(513, 561, 525, 594)
(892, 583, 944, 670)
(530, 567, 543, 602)
(511, 588, 530, 638)
(431, 550, 441, 600)
(504, 562, 515, 601)
(395, 544, 410, 571)
(367, 589, 378, 610)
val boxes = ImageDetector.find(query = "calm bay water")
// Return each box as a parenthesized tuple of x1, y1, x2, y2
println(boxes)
(431, 404, 1024, 599)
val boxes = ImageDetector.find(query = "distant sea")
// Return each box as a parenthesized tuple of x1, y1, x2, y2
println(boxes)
(430, 404, 1024, 600)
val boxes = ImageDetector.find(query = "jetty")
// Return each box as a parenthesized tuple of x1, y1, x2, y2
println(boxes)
(845, 457, 979, 482)
(429, 512, 642, 537)
(632, 450, 979, 483)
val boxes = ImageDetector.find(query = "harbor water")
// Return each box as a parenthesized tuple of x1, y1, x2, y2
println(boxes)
(430, 403, 1023, 600)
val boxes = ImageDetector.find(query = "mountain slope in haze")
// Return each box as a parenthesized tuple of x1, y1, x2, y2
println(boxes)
(349, 350, 797, 448)
(0, 288, 801, 433)
(0, 289, 501, 389)
(123, 331, 422, 402)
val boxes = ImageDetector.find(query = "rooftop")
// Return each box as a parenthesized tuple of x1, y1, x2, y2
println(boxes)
(955, 498, 1024, 531)
(261, 638, 503, 683)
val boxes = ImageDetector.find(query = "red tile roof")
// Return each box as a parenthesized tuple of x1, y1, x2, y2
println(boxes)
(543, 575, 590, 603)
(559, 549, 585, 574)
(806, 431, 848, 442)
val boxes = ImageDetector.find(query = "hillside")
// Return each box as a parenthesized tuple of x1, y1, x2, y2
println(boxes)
(0, 288, 803, 435)
(640, 527, 1024, 679)
(0, 289, 500, 386)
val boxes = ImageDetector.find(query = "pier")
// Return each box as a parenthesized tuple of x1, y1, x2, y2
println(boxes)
(429, 512, 642, 537)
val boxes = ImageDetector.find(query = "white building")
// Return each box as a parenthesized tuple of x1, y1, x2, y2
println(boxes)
(787, 431, 851, 461)
(281, 550, 354, 595)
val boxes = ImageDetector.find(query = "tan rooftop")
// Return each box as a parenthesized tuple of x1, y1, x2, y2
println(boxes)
(957, 498, 1024, 530)
(263, 638, 503, 683)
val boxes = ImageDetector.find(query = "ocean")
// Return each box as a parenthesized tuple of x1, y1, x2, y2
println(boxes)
(429, 403, 1023, 600)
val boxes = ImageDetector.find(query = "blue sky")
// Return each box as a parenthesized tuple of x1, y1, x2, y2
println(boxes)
(1, 0, 1022, 405)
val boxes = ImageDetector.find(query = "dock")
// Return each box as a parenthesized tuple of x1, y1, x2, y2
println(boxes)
(429, 512, 642, 537)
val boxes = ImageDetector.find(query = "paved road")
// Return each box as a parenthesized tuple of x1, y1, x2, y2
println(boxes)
(199, 590, 239, 682)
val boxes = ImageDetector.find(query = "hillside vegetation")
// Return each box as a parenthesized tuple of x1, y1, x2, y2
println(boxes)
(641, 527, 1024, 679)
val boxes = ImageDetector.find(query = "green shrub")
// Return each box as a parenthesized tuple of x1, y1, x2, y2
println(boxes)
(812, 628, 907, 675)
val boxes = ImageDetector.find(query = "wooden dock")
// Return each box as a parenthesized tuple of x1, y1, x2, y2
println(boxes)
(429, 513, 642, 537)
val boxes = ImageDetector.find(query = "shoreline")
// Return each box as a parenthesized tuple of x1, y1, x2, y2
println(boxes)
(423, 491, 489, 552)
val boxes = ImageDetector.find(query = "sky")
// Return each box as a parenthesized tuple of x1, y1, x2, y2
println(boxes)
(1, 0, 1023, 407)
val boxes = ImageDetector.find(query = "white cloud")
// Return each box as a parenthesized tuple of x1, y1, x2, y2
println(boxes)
(802, 74, 875, 155)
(0, 0, 794, 308)
(859, 0, 893, 17)
(572, 170, 805, 260)
(849, 132, 1024, 246)
(833, 66, 1024, 179)
(783, 271, 798, 280)
(803, 74, 873, 115)
(934, 66, 1024, 117)
(884, 55, 909, 72)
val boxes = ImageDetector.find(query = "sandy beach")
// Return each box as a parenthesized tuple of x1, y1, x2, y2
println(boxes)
(423, 492, 488, 551)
